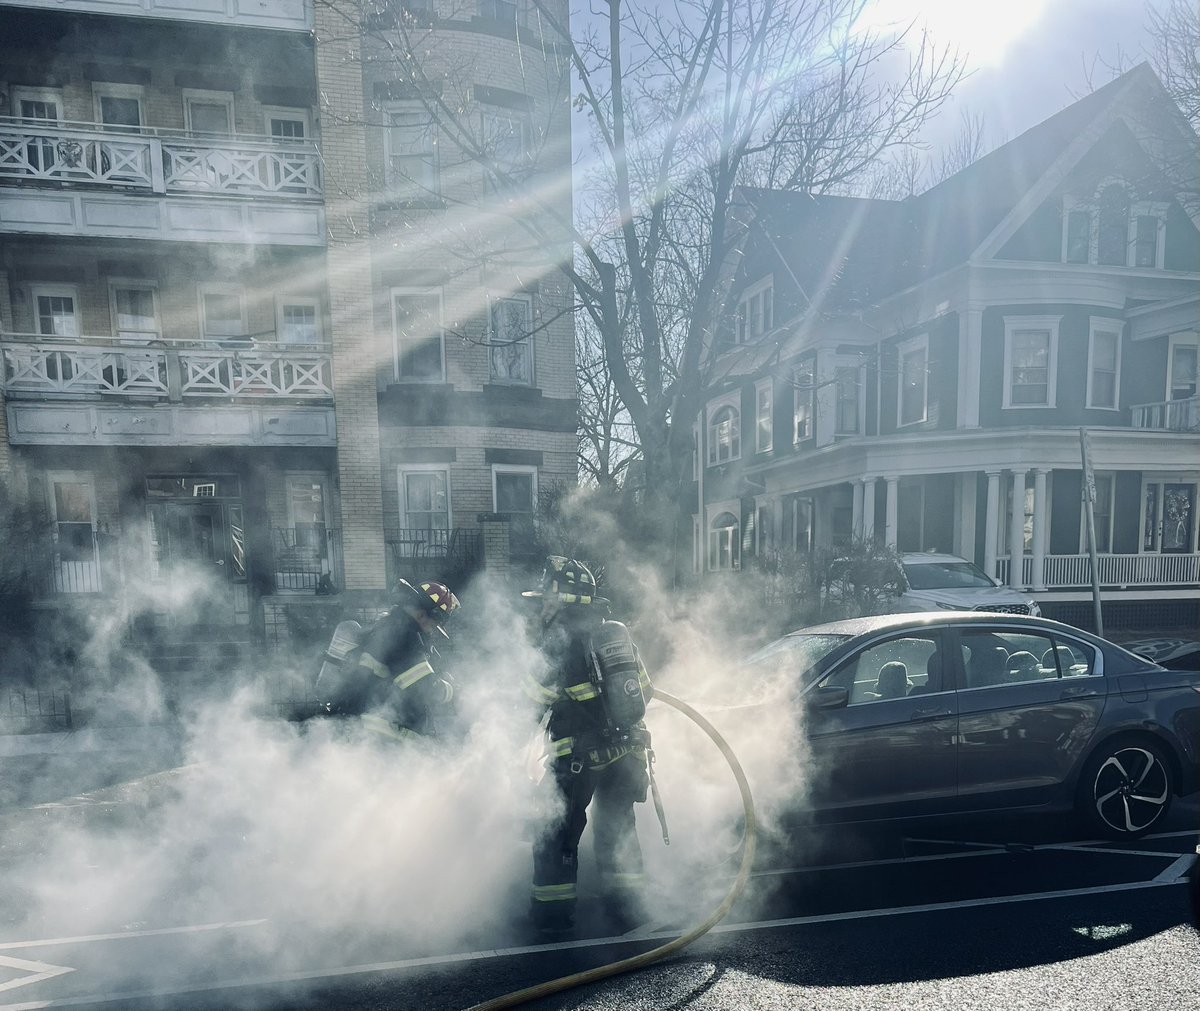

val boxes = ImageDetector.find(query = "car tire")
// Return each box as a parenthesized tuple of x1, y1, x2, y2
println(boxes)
(1076, 737, 1174, 840)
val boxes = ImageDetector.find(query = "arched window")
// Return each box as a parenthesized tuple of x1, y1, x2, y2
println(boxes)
(709, 511, 740, 570)
(707, 404, 740, 465)
(1097, 184, 1130, 266)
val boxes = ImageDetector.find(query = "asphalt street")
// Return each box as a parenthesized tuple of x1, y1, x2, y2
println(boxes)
(3, 800, 1196, 1011)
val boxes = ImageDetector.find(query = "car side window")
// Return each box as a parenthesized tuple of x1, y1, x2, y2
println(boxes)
(823, 633, 947, 705)
(959, 630, 1095, 688)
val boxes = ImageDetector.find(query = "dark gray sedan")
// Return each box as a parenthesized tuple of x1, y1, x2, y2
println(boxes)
(741, 613, 1200, 839)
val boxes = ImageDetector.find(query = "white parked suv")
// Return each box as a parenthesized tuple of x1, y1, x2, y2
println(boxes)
(895, 552, 1040, 616)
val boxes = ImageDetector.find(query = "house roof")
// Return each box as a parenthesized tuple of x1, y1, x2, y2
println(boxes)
(738, 63, 1184, 315)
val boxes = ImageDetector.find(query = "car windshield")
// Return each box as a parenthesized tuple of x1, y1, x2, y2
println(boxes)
(742, 633, 850, 692)
(904, 560, 994, 590)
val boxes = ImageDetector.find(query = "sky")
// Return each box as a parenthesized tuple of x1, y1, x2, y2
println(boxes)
(878, 0, 1156, 154)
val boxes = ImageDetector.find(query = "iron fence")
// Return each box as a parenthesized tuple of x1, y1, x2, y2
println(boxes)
(270, 527, 342, 593)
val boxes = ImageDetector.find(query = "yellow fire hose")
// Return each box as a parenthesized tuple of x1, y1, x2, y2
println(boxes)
(464, 689, 758, 1011)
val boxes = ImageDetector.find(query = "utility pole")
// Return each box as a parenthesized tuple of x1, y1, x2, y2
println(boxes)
(1079, 428, 1104, 637)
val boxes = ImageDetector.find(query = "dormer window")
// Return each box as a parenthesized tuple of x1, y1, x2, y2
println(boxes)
(736, 276, 773, 344)
(1062, 183, 1166, 269)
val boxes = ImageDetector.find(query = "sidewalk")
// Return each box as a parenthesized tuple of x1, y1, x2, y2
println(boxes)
(0, 723, 187, 814)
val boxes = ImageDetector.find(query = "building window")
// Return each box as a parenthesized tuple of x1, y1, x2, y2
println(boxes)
(199, 286, 246, 341)
(479, 0, 519, 26)
(399, 467, 451, 531)
(479, 109, 529, 186)
(1003, 316, 1060, 408)
(897, 336, 928, 427)
(1065, 209, 1091, 264)
(1086, 320, 1121, 409)
(793, 362, 814, 443)
(392, 288, 445, 382)
(1081, 473, 1114, 553)
(708, 510, 740, 570)
(835, 365, 861, 434)
(736, 277, 773, 344)
(755, 379, 773, 454)
(386, 102, 438, 200)
(93, 83, 144, 130)
(1133, 215, 1159, 268)
(706, 401, 740, 466)
(1169, 339, 1198, 400)
(492, 463, 540, 516)
(277, 299, 321, 345)
(47, 471, 100, 593)
(32, 285, 80, 337)
(489, 294, 534, 385)
(109, 283, 158, 342)
(183, 89, 234, 134)
(783, 494, 813, 553)
(755, 501, 773, 554)
(1097, 184, 1130, 266)
(12, 87, 62, 173)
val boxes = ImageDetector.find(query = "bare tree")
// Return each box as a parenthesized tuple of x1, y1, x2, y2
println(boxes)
(318, 0, 965, 572)
(1147, 0, 1200, 130)
(867, 108, 987, 199)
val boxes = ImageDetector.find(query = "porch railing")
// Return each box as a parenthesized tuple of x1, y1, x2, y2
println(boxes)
(996, 552, 1200, 589)
(1131, 396, 1200, 432)
(387, 528, 484, 584)
(20, 531, 113, 595)
(0, 117, 322, 198)
(1, 334, 333, 401)
(270, 527, 343, 593)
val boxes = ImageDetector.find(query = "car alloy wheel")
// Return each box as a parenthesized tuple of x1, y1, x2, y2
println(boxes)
(1084, 742, 1172, 838)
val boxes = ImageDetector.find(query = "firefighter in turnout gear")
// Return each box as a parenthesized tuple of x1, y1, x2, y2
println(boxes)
(522, 556, 654, 934)
(340, 579, 461, 742)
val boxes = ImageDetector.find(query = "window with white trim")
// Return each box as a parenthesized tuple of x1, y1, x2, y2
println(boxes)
(386, 101, 438, 200)
(793, 361, 814, 443)
(93, 83, 144, 130)
(199, 285, 246, 341)
(399, 466, 451, 531)
(897, 335, 928, 427)
(1168, 336, 1197, 401)
(47, 471, 100, 592)
(708, 509, 740, 570)
(1086, 319, 1121, 409)
(183, 89, 234, 134)
(1097, 184, 1130, 266)
(109, 282, 159, 342)
(392, 288, 445, 382)
(1003, 316, 1059, 408)
(1062, 185, 1167, 269)
(12, 87, 62, 173)
(1081, 472, 1114, 553)
(489, 294, 533, 385)
(492, 464, 537, 515)
(736, 276, 774, 344)
(755, 500, 772, 554)
(32, 284, 80, 337)
(277, 298, 321, 345)
(706, 398, 740, 466)
(755, 379, 773, 454)
(835, 365, 861, 434)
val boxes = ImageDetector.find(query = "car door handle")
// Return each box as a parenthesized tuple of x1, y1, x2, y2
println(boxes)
(1060, 684, 1100, 699)
(910, 707, 953, 721)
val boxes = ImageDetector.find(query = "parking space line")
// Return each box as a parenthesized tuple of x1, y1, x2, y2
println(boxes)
(1153, 853, 1197, 883)
(0, 920, 267, 952)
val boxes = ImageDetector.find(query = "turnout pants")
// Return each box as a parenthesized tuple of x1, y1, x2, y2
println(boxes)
(531, 749, 648, 927)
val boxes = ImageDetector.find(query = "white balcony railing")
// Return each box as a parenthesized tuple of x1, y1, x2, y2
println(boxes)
(1, 335, 333, 401)
(996, 553, 1200, 589)
(0, 119, 322, 198)
(1131, 396, 1200, 432)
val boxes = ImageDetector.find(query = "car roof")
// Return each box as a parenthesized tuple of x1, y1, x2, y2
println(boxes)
(784, 611, 1096, 639)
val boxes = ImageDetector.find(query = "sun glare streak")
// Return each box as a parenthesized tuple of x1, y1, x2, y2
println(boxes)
(864, 0, 1049, 68)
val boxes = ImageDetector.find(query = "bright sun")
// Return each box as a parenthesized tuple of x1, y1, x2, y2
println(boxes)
(864, 0, 1051, 68)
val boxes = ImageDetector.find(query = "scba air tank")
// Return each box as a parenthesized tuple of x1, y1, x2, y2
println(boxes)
(590, 619, 647, 730)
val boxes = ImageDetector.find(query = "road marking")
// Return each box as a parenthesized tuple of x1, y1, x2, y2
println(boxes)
(0, 954, 73, 996)
(1153, 853, 1197, 883)
(0, 920, 267, 952)
(1, 876, 1188, 1010)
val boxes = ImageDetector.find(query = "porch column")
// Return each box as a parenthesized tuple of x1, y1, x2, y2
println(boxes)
(861, 478, 876, 542)
(1009, 468, 1027, 588)
(1031, 468, 1049, 591)
(954, 472, 977, 559)
(984, 470, 1001, 579)
(884, 476, 899, 548)
(852, 480, 864, 539)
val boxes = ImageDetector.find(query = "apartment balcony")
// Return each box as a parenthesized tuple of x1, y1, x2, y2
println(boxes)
(0, 119, 324, 245)
(2, 0, 311, 32)
(996, 553, 1200, 590)
(1131, 396, 1200, 432)
(2, 334, 336, 447)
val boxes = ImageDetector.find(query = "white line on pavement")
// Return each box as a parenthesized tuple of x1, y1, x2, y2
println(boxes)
(0, 920, 267, 952)
(1153, 853, 1198, 883)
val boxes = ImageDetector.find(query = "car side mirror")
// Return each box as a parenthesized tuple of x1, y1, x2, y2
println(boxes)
(809, 685, 850, 710)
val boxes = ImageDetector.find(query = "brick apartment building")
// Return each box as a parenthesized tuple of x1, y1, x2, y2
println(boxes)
(0, 0, 577, 673)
